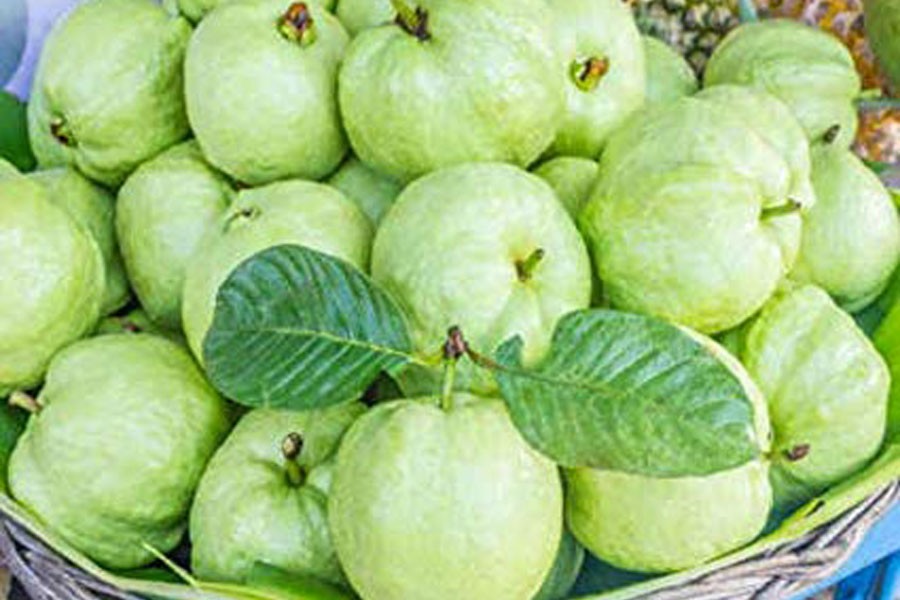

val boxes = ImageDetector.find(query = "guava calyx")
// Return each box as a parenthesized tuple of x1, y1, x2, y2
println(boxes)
(224, 206, 261, 231)
(784, 443, 811, 462)
(50, 117, 76, 147)
(391, 0, 430, 41)
(278, 3, 317, 46)
(822, 124, 842, 145)
(9, 391, 42, 415)
(570, 57, 610, 92)
(761, 198, 802, 220)
(515, 248, 546, 282)
(281, 432, 307, 486)
(443, 325, 469, 362)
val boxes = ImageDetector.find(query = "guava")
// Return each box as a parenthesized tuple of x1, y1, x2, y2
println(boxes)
(186, 0, 348, 186)
(335, 0, 391, 35)
(338, 0, 564, 182)
(704, 20, 861, 148)
(183, 179, 372, 362)
(532, 529, 585, 600)
(791, 148, 900, 312)
(191, 403, 364, 585)
(546, 0, 645, 158)
(0, 176, 104, 396)
(533, 157, 599, 219)
(8, 334, 231, 569)
(326, 155, 402, 226)
(28, 168, 130, 314)
(581, 96, 802, 334)
(864, 0, 900, 89)
(27, 0, 191, 187)
(371, 163, 591, 396)
(329, 393, 562, 600)
(738, 285, 890, 511)
(565, 335, 772, 573)
(642, 36, 697, 107)
(117, 141, 233, 331)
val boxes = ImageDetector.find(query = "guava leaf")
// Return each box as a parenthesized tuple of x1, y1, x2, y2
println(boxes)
(246, 563, 354, 600)
(0, 404, 25, 493)
(204, 244, 417, 410)
(494, 309, 760, 477)
(0, 92, 35, 172)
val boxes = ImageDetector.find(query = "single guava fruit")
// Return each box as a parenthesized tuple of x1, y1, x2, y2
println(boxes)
(532, 529, 585, 600)
(8, 334, 231, 569)
(546, 0, 645, 158)
(330, 393, 562, 600)
(533, 157, 599, 219)
(705, 20, 861, 148)
(0, 176, 105, 396)
(565, 335, 772, 573)
(642, 36, 697, 107)
(338, 0, 564, 182)
(191, 402, 364, 585)
(791, 148, 900, 311)
(335, 0, 391, 35)
(864, 0, 900, 89)
(326, 155, 402, 226)
(183, 179, 372, 362)
(28, 0, 191, 187)
(186, 0, 348, 186)
(739, 285, 889, 512)
(117, 141, 233, 331)
(372, 163, 591, 396)
(28, 168, 130, 314)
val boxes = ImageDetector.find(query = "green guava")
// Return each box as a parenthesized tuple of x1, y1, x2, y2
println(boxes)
(704, 20, 861, 148)
(326, 155, 402, 226)
(28, 168, 130, 314)
(338, 0, 564, 182)
(329, 393, 562, 600)
(117, 141, 233, 331)
(864, 0, 900, 89)
(533, 157, 599, 219)
(565, 335, 772, 573)
(28, 0, 191, 187)
(642, 36, 697, 107)
(371, 163, 591, 396)
(191, 403, 364, 585)
(0, 176, 105, 396)
(185, 0, 348, 186)
(547, 0, 645, 158)
(182, 179, 372, 362)
(8, 334, 231, 569)
(335, 0, 391, 35)
(740, 285, 889, 511)
(532, 529, 585, 600)
(792, 148, 900, 312)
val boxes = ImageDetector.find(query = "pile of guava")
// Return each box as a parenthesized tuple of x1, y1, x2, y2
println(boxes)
(0, 2, 897, 599)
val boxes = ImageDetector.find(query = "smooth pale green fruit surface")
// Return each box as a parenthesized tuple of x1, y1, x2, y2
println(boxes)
(117, 141, 233, 331)
(547, 0, 645, 158)
(532, 529, 585, 600)
(191, 403, 365, 585)
(792, 148, 900, 312)
(28, 168, 130, 315)
(0, 177, 104, 396)
(186, 0, 348, 185)
(533, 157, 599, 219)
(330, 394, 563, 600)
(864, 0, 900, 88)
(372, 163, 591, 396)
(741, 285, 889, 510)
(335, 0, 391, 35)
(8, 334, 231, 570)
(642, 36, 697, 107)
(326, 155, 402, 226)
(28, 0, 191, 187)
(338, 0, 564, 182)
(183, 179, 372, 362)
(705, 20, 861, 148)
(0, 158, 19, 178)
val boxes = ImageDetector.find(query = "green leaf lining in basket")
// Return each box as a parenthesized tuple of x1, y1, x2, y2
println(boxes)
(203, 244, 420, 411)
(494, 309, 760, 477)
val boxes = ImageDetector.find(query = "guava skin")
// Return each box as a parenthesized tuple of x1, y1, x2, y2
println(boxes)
(792, 148, 900, 312)
(179, 0, 336, 22)
(865, 0, 900, 88)
(335, 0, 392, 36)
(28, 0, 191, 188)
(326, 155, 402, 226)
(533, 157, 599, 219)
(8, 334, 232, 570)
(338, 0, 565, 183)
(704, 20, 861, 149)
(182, 179, 372, 363)
(739, 285, 890, 511)
(117, 141, 233, 331)
(371, 163, 591, 396)
(190, 403, 365, 585)
(532, 529, 585, 600)
(28, 168, 130, 315)
(642, 36, 698, 107)
(0, 159, 19, 178)
(329, 394, 563, 600)
(0, 177, 105, 397)
(185, 0, 349, 186)
(546, 0, 646, 158)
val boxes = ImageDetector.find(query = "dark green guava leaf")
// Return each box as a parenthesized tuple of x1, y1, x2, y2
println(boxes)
(0, 92, 35, 172)
(204, 245, 416, 410)
(495, 309, 761, 477)
(0, 403, 25, 492)
(246, 563, 353, 600)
